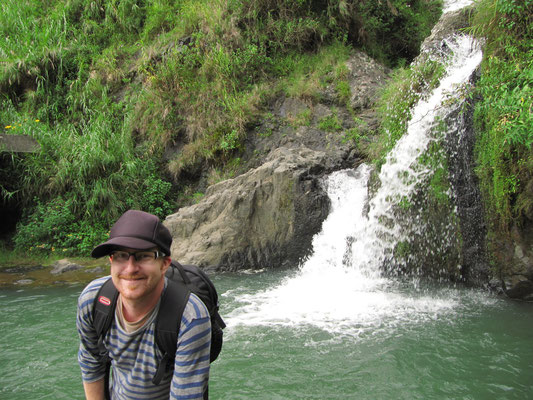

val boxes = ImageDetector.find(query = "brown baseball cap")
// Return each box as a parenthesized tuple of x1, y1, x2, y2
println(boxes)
(91, 210, 172, 258)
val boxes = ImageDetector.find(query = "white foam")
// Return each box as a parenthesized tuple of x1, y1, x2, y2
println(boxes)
(443, 0, 474, 13)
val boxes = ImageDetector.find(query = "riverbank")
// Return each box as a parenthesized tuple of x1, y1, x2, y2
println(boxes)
(0, 257, 108, 288)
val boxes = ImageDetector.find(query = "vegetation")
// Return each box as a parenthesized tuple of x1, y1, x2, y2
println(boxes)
(469, 0, 532, 248)
(374, 58, 445, 164)
(1, 0, 442, 257)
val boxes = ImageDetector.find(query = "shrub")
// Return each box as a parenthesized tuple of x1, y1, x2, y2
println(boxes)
(318, 110, 343, 132)
(13, 197, 108, 256)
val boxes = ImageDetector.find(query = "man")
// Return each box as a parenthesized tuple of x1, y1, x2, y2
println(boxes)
(77, 210, 211, 399)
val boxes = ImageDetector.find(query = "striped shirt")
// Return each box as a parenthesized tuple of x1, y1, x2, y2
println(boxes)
(77, 276, 211, 399)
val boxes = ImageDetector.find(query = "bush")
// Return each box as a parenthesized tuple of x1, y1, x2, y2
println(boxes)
(13, 198, 107, 256)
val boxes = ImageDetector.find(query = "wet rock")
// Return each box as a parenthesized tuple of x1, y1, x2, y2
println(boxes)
(14, 279, 34, 285)
(421, 8, 472, 54)
(165, 147, 334, 271)
(50, 259, 84, 275)
(86, 266, 106, 275)
(4, 265, 44, 273)
(505, 279, 533, 302)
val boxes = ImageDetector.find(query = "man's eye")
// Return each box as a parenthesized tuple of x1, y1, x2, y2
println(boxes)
(136, 253, 154, 261)
(111, 252, 129, 261)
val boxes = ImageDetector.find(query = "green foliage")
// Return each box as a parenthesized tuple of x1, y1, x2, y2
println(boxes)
(418, 135, 451, 206)
(318, 111, 343, 132)
(335, 80, 351, 105)
(475, 55, 532, 148)
(13, 197, 108, 256)
(335, 0, 443, 66)
(470, 0, 533, 230)
(137, 171, 174, 219)
(375, 59, 446, 163)
(283, 41, 351, 101)
(1, 95, 174, 254)
(342, 126, 361, 145)
(285, 107, 313, 129)
(394, 240, 411, 259)
(218, 129, 241, 153)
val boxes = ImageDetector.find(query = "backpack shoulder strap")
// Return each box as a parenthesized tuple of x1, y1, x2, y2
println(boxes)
(93, 277, 119, 338)
(152, 277, 191, 385)
(92, 277, 119, 400)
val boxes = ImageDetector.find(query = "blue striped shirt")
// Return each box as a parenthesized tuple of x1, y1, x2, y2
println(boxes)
(77, 276, 211, 399)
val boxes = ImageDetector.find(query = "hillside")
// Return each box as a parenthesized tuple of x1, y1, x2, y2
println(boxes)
(0, 0, 531, 289)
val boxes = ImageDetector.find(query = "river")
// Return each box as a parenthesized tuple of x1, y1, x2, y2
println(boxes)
(0, 276, 532, 399)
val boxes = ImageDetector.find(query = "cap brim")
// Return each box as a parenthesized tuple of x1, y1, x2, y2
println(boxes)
(91, 237, 159, 258)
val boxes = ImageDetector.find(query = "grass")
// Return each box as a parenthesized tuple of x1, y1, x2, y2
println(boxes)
(1, 0, 443, 257)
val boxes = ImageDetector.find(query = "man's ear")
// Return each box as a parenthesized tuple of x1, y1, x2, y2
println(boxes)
(161, 256, 172, 273)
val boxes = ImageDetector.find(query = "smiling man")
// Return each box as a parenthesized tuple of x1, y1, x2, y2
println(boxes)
(76, 210, 211, 400)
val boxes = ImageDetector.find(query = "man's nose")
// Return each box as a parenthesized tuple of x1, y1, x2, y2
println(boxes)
(123, 255, 140, 272)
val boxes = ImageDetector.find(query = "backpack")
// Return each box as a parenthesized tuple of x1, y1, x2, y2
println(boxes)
(92, 261, 225, 398)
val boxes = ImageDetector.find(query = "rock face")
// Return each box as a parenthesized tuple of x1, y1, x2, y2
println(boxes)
(493, 225, 533, 301)
(166, 147, 337, 270)
(420, 7, 471, 53)
(239, 49, 389, 173)
(166, 49, 388, 271)
(346, 51, 390, 111)
(445, 87, 491, 287)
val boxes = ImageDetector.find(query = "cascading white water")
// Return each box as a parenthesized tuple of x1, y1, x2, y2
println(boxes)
(227, 2, 485, 336)
(443, 0, 474, 13)
(358, 34, 484, 275)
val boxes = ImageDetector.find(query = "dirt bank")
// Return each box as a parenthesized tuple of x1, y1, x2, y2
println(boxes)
(0, 258, 108, 288)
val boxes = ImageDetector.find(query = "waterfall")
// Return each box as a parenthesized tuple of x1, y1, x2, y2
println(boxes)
(443, 0, 474, 13)
(362, 34, 483, 276)
(227, 2, 484, 335)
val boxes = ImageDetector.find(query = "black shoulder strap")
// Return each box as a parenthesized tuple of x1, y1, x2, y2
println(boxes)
(93, 278, 120, 338)
(92, 278, 119, 400)
(152, 277, 191, 385)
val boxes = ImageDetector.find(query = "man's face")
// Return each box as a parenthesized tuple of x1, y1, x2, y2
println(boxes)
(109, 247, 171, 302)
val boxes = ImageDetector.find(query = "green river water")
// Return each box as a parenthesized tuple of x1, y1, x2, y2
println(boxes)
(1, 269, 532, 399)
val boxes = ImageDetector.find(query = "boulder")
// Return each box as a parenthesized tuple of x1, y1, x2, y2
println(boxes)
(165, 147, 337, 270)
(14, 279, 35, 285)
(50, 259, 84, 275)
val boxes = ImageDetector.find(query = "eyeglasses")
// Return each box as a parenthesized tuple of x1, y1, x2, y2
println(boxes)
(110, 250, 164, 265)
